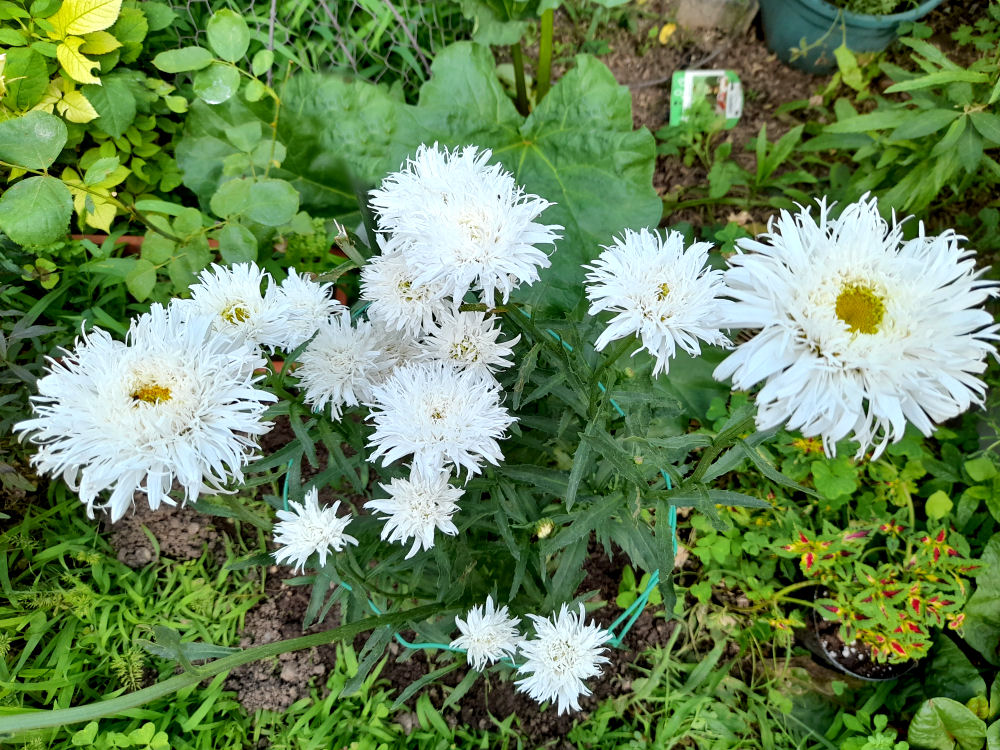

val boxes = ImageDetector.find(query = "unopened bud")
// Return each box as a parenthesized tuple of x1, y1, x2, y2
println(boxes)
(535, 518, 555, 539)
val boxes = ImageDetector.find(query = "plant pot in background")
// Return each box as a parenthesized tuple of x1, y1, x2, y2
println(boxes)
(758, 0, 947, 74)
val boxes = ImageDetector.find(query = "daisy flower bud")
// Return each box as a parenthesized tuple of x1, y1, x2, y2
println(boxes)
(450, 595, 523, 671)
(14, 303, 275, 522)
(584, 228, 730, 376)
(713, 195, 1000, 459)
(370, 143, 562, 305)
(177, 262, 290, 352)
(515, 604, 612, 714)
(419, 310, 520, 380)
(273, 488, 358, 573)
(295, 312, 392, 419)
(364, 470, 462, 558)
(365, 361, 516, 479)
(269, 268, 346, 351)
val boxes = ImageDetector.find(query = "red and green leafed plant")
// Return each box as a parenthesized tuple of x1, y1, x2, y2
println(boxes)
(778, 520, 978, 663)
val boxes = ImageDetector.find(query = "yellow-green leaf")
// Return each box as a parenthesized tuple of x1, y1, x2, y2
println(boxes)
(31, 81, 64, 114)
(47, 0, 122, 39)
(57, 37, 101, 84)
(56, 88, 98, 122)
(79, 30, 121, 55)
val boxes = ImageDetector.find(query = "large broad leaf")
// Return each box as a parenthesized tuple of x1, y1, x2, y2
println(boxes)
(925, 634, 988, 705)
(0, 111, 68, 169)
(0, 176, 73, 246)
(275, 73, 406, 215)
(908, 698, 987, 750)
(402, 43, 661, 312)
(964, 533, 1000, 665)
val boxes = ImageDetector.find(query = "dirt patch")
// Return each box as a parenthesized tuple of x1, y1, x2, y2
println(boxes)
(553, 0, 826, 208)
(108, 501, 227, 568)
(225, 575, 341, 713)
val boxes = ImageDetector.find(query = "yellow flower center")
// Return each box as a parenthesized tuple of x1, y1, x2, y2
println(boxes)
(221, 302, 251, 324)
(835, 283, 885, 335)
(131, 384, 171, 404)
(656, 282, 670, 301)
(449, 337, 479, 362)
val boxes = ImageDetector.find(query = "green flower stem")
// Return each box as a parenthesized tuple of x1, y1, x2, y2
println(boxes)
(591, 336, 635, 387)
(0, 604, 440, 738)
(510, 42, 530, 116)
(687, 415, 756, 485)
(536, 8, 554, 102)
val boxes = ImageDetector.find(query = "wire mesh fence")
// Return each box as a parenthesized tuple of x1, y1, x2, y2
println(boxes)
(167, 0, 475, 96)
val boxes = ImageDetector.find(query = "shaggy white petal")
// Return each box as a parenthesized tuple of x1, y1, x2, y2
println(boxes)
(273, 488, 358, 573)
(177, 262, 290, 351)
(14, 303, 275, 522)
(370, 143, 562, 304)
(515, 604, 611, 714)
(361, 243, 451, 337)
(419, 310, 520, 380)
(295, 312, 392, 419)
(365, 361, 516, 479)
(450, 595, 523, 671)
(364, 470, 462, 558)
(585, 228, 730, 376)
(269, 269, 346, 351)
(714, 196, 999, 458)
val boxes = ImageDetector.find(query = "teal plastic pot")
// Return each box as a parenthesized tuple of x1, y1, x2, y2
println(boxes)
(758, 0, 948, 74)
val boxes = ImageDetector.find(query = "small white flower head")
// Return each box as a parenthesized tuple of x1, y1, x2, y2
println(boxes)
(14, 303, 275, 523)
(370, 143, 562, 305)
(273, 488, 358, 573)
(713, 195, 1000, 459)
(365, 361, 516, 479)
(450, 595, 523, 671)
(295, 312, 392, 419)
(420, 310, 520, 379)
(270, 268, 347, 351)
(367, 317, 425, 378)
(179, 262, 290, 351)
(515, 604, 612, 714)
(584, 228, 730, 377)
(363, 469, 462, 558)
(361, 243, 451, 337)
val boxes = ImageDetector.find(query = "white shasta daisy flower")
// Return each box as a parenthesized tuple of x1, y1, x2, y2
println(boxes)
(370, 143, 562, 304)
(295, 312, 391, 419)
(420, 310, 520, 379)
(450, 595, 523, 671)
(714, 196, 1000, 458)
(178, 262, 289, 351)
(365, 361, 516, 479)
(273, 487, 358, 573)
(515, 603, 612, 714)
(363, 470, 462, 558)
(360, 244, 451, 337)
(368, 318, 425, 379)
(584, 228, 730, 376)
(270, 268, 346, 351)
(14, 303, 275, 523)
